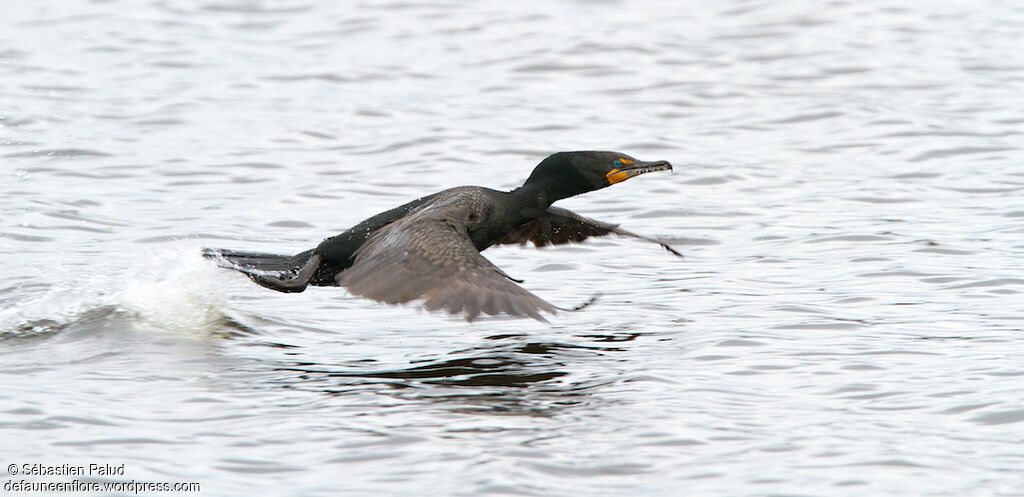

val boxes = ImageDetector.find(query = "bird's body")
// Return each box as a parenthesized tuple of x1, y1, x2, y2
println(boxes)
(204, 151, 679, 321)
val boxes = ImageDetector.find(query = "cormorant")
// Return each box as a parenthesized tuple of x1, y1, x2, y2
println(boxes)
(203, 151, 680, 321)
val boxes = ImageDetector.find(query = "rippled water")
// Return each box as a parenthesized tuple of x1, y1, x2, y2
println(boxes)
(3, 1, 1024, 495)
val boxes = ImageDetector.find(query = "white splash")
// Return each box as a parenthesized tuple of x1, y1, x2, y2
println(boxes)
(1, 246, 243, 339)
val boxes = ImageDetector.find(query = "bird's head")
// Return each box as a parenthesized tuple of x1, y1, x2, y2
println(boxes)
(524, 151, 673, 202)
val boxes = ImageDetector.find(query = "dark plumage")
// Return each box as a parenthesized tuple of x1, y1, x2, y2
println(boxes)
(203, 151, 679, 321)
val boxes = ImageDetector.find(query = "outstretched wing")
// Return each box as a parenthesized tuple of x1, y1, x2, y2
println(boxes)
(337, 207, 558, 322)
(498, 206, 682, 257)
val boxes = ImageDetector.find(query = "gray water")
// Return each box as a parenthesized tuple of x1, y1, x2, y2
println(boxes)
(3, 1, 1024, 495)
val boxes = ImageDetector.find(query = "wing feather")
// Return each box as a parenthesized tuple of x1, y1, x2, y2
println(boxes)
(337, 199, 558, 322)
(499, 206, 682, 256)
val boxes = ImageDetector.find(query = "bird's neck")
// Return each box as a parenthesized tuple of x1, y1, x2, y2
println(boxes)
(508, 181, 560, 211)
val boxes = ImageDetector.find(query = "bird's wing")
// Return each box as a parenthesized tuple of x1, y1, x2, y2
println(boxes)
(498, 206, 682, 257)
(336, 212, 558, 322)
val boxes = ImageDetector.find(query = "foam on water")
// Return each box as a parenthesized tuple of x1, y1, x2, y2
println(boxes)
(1, 248, 246, 340)
(3, 1, 1024, 495)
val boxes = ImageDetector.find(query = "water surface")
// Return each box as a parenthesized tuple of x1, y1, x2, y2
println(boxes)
(2, 1, 1023, 495)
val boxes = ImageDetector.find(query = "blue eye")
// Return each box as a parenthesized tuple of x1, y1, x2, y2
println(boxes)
(613, 159, 622, 167)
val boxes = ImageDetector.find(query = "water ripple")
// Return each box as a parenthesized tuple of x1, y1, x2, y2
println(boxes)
(3, 0, 1024, 495)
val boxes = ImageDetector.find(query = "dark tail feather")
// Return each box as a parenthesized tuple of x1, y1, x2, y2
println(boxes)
(201, 248, 308, 273)
(202, 248, 323, 293)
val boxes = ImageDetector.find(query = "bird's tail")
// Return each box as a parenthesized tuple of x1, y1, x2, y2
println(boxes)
(202, 247, 327, 293)
(201, 248, 307, 274)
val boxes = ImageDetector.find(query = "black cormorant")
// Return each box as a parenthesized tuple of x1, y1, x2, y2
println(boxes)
(203, 151, 680, 321)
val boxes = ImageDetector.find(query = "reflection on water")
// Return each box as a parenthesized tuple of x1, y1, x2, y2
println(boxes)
(3, 0, 1024, 495)
(264, 338, 647, 414)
